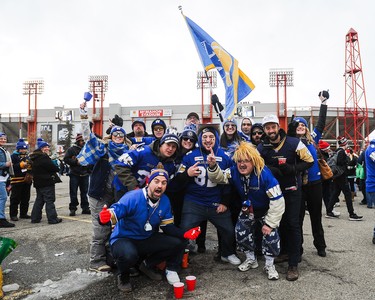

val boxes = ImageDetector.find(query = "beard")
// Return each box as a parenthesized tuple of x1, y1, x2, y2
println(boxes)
(267, 132, 279, 142)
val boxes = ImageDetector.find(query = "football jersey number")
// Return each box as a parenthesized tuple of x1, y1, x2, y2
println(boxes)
(194, 166, 217, 187)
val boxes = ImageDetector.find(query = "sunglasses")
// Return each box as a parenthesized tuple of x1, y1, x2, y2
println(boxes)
(153, 127, 164, 132)
(182, 137, 195, 143)
(225, 124, 236, 128)
(112, 132, 125, 138)
(252, 131, 263, 136)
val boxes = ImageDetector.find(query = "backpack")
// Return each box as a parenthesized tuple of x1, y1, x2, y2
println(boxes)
(327, 149, 348, 179)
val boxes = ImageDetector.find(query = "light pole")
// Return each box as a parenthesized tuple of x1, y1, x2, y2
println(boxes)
(197, 71, 217, 123)
(88, 75, 108, 137)
(269, 68, 294, 130)
(23, 79, 44, 149)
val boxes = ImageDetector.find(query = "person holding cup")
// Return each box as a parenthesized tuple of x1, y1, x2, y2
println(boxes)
(257, 114, 314, 281)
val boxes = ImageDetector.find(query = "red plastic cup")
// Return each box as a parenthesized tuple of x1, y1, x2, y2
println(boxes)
(185, 275, 196, 291)
(278, 157, 286, 165)
(173, 282, 184, 299)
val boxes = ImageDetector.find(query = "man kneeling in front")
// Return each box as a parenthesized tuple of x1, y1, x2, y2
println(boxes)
(99, 168, 200, 292)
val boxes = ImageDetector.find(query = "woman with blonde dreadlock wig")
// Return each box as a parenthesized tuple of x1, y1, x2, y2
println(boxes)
(207, 141, 285, 281)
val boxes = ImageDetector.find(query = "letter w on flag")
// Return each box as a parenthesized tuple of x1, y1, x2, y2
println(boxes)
(184, 15, 255, 120)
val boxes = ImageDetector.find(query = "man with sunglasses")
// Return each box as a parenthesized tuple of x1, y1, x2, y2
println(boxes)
(250, 123, 264, 146)
(151, 118, 166, 140)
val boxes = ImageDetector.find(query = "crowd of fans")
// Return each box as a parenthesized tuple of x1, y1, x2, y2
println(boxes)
(1, 90, 374, 293)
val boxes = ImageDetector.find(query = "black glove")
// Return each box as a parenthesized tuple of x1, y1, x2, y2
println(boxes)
(112, 114, 123, 127)
(287, 115, 299, 137)
(279, 163, 296, 175)
(318, 90, 329, 101)
(211, 94, 224, 112)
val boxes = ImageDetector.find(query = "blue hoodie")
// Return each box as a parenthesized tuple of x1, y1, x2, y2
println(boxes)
(177, 128, 232, 207)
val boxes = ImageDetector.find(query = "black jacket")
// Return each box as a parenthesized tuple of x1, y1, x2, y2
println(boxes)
(64, 144, 90, 176)
(29, 150, 59, 188)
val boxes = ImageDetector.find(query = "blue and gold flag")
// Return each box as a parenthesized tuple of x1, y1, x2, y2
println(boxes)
(184, 15, 255, 120)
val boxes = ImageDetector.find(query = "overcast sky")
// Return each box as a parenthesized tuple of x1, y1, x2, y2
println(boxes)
(1, 0, 374, 115)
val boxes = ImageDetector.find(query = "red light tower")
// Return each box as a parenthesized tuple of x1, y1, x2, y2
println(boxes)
(269, 68, 294, 131)
(197, 71, 217, 124)
(88, 75, 108, 137)
(23, 79, 44, 149)
(344, 28, 369, 151)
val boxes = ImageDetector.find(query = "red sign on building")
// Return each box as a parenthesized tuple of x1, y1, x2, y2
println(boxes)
(138, 110, 164, 117)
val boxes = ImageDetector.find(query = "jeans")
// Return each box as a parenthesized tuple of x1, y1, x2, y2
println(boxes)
(9, 183, 31, 217)
(180, 200, 236, 257)
(0, 181, 7, 219)
(68, 174, 89, 211)
(31, 185, 58, 222)
(279, 189, 302, 267)
(366, 192, 375, 208)
(89, 195, 112, 268)
(111, 233, 185, 275)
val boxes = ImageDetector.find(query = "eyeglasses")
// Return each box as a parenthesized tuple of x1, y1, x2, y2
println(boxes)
(237, 159, 252, 164)
(242, 123, 252, 126)
(112, 132, 125, 138)
(252, 131, 263, 136)
(225, 124, 236, 128)
(182, 137, 195, 143)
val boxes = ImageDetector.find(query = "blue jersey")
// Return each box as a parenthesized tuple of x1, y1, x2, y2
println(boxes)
(130, 136, 155, 146)
(226, 165, 283, 210)
(178, 147, 232, 207)
(109, 188, 174, 244)
(302, 126, 322, 183)
(113, 145, 176, 192)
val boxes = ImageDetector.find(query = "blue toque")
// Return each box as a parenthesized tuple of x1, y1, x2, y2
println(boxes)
(293, 117, 308, 127)
(16, 138, 28, 150)
(110, 126, 126, 136)
(37, 138, 50, 150)
(160, 134, 179, 148)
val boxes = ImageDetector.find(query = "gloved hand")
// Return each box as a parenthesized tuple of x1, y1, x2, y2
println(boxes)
(112, 114, 123, 127)
(211, 94, 224, 112)
(287, 115, 299, 137)
(99, 205, 111, 224)
(279, 163, 295, 175)
(318, 90, 329, 102)
(79, 101, 88, 119)
(184, 226, 201, 240)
